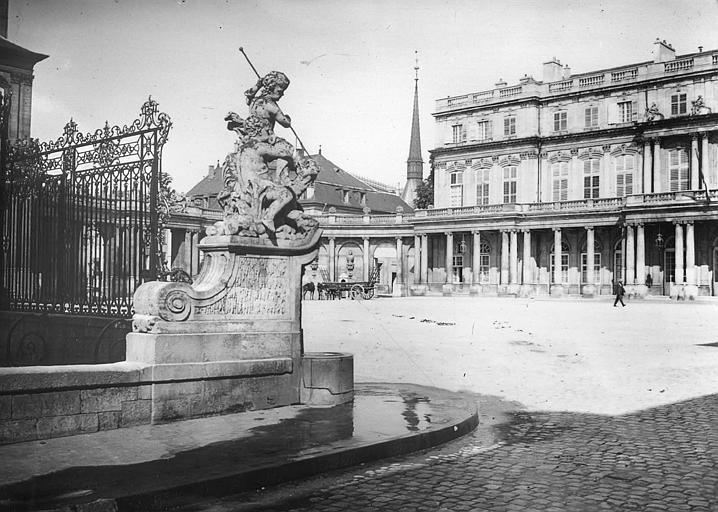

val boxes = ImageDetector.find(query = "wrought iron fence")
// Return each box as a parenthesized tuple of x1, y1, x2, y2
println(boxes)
(0, 98, 172, 317)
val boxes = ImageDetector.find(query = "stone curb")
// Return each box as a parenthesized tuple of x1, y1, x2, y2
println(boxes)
(117, 401, 478, 511)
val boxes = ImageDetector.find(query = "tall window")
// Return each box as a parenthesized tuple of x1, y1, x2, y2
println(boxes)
(450, 171, 463, 207)
(551, 162, 569, 201)
(550, 241, 570, 284)
(553, 111, 567, 131)
(585, 106, 599, 128)
(452, 254, 464, 282)
(478, 242, 491, 283)
(452, 124, 465, 143)
(476, 169, 490, 205)
(618, 101, 633, 123)
(581, 243, 601, 283)
(583, 159, 600, 199)
(504, 116, 516, 136)
(615, 155, 635, 197)
(613, 245, 623, 283)
(477, 120, 491, 141)
(503, 166, 517, 204)
(668, 149, 689, 191)
(671, 93, 687, 115)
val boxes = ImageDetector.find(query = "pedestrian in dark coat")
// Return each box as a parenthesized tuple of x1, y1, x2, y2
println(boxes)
(613, 281, 626, 307)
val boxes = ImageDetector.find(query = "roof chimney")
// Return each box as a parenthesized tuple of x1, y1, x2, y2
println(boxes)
(653, 38, 675, 63)
(543, 57, 563, 83)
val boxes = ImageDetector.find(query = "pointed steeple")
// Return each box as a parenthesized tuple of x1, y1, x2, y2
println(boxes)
(402, 51, 424, 205)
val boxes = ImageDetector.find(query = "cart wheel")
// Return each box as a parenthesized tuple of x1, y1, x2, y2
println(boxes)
(363, 288, 374, 300)
(350, 284, 365, 300)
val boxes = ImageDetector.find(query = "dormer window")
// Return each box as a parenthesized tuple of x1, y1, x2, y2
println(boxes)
(360, 193, 366, 206)
(343, 190, 350, 203)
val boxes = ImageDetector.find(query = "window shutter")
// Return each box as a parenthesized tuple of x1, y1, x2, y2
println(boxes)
(631, 101, 638, 121)
(487, 120, 493, 139)
(608, 103, 617, 124)
(461, 125, 467, 142)
(626, 172, 633, 195)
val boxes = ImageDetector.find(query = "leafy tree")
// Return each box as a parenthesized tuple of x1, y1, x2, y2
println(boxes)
(413, 167, 434, 209)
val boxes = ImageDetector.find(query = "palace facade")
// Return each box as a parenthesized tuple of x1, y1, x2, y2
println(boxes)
(173, 39, 718, 298)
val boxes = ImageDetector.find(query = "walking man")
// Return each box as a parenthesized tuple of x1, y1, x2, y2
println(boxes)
(613, 280, 626, 307)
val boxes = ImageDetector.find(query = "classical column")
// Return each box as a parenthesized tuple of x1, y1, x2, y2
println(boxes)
(701, 133, 709, 189)
(472, 231, 481, 285)
(163, 228, 173, 267)
(674, 223, 684, 285)
(685, 222, 695, 285)
(553, 228, 562, 285)
(420, 234, 429, 284)
(636, 224, 646, 286)
(500, 230, 509, 286)
(625, 224, 635, 286)
(653, 139, 661, 193)
(191, 231, 199, 275)
(685, 221, 697, 299)
(642, 140, 652, 194)
(184, 230, 192, 273)
(586, 227, 595, 285)
(509, 230, 518, 285)
(445, 232, 454, 283)
(396, 236, 404, 290)
(413, 235, 421, 284)
(363, 237, 370, 281)
(522, 230, 531, 281)
(691, 135, 700, 190)
(328, 237, 336, 282)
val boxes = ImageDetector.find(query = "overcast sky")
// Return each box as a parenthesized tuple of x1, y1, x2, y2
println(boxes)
(8, 0, 718, 193)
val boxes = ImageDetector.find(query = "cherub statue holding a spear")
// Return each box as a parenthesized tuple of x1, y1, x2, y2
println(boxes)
(208, 49, 320, 240)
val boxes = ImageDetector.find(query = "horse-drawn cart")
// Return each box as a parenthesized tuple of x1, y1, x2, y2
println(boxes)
(317, 266, 381, 300)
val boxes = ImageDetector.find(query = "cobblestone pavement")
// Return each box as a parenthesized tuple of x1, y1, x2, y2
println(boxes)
(183, 392, 718, 512)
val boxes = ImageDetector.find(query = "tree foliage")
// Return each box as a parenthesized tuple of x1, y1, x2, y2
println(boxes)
(413, 167, 434, 209)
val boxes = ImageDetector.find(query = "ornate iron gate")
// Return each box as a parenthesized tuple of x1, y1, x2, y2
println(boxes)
(0, 98, 171, 317)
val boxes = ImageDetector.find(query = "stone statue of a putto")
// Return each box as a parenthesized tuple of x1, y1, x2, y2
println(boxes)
(206, 70, 320, 241)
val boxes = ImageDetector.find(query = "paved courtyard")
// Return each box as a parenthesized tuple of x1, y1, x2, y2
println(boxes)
(184, 296, 718, 511)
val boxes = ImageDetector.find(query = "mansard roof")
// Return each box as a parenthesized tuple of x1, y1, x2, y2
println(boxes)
(183, 152, 412, 215)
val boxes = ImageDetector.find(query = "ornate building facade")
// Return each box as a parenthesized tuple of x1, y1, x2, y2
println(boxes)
(425, 39, 718, 299)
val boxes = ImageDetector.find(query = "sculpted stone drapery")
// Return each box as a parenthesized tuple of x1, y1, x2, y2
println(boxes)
(206, 70, 320, 241)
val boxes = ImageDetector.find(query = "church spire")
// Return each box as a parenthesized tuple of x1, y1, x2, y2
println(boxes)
(402, 51, 424, 205)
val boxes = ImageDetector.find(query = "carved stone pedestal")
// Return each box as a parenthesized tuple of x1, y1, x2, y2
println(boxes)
(128, 230, 353, 424)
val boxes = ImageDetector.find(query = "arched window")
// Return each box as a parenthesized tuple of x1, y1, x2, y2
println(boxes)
(550, 241, 570, 284)
(581, 240, 602, 283)
(478, 241, 491, 283)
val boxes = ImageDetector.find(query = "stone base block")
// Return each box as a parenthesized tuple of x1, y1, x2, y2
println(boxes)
(632, 284, 648, 298)
(506, 284, 521, 296)
(670, 283, 685, 300)
(550, 284, 565, 297)
(301, 352, 354, 406)
(519, 284, 535, 298)
(581, 284, 596, 298)
(469, 284, 482, 296)
(441, 284, 453, 296)
(151, 372, 297, 423)
(410, 285, 427, 296)
(684, 284, 698, 300)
